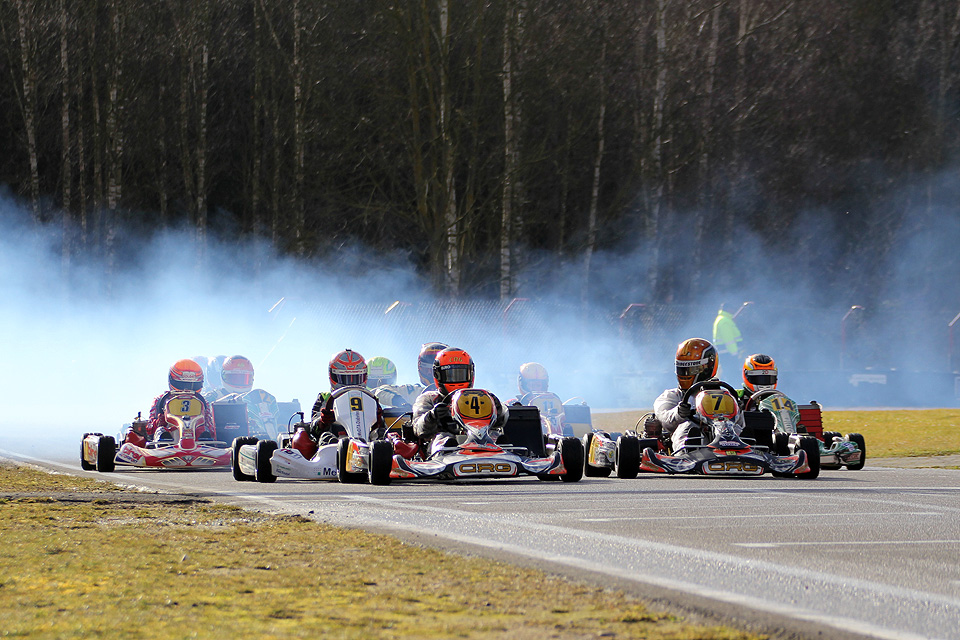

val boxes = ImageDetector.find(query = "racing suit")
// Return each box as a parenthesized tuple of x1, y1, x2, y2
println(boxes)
(372, 383, 425, 409)
(653, 383, 744, 452)
(412, 389, 508, 454)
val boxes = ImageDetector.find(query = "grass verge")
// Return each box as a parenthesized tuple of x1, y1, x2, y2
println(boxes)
(592, 408, 960, 459)
(0, 462, 759, 640)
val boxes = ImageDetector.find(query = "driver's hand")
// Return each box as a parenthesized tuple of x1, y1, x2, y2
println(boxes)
(677, 402, 694, 421)
(432, 403, 451, 425)
(320, 408, 336, 425)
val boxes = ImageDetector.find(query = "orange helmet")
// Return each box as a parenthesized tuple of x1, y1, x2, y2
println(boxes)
(169, 358, 204, 392)
(518, 362, 549, 394)
(418, 342, 448, 386)
(675, 338, 718, 390)
(329, 349, 367, 389)
(221, 355, 254, 393)
(743, 353, 777, 393)
(433, 347, 475, 395)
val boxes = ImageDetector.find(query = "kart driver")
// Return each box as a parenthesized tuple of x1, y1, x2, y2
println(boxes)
(367, 356, 398, 388)
(204, 355, 255, 403)
(412, 347, 508, 454)
(647, 338, 742, 452)
(738, 353, 778, 403)
(507, 362, 550, 405)
(373, 342, 448, 409)
(125, 358, 216, 445)
(309, 349, 386, 441)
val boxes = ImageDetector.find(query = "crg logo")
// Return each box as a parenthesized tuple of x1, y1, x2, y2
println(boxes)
(455, 461, 516, 476)
(704, 460, 762, 474)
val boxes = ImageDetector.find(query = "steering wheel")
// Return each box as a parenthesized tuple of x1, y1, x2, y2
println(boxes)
(680, 380, 740, 407)
(743, 388, 790, 412)
(323, 385, 380, 412)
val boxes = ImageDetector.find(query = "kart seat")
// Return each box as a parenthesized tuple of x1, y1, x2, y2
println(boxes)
(742, 409, 775, 448)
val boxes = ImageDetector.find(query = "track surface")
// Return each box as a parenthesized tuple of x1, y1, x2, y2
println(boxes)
(6, 445, 960, 640)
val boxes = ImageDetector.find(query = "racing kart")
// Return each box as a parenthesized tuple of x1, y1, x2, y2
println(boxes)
(80, 392, 232, 472)
(213, 389, 301, 441)
(583, 381, 820, 479)
(231, 385, 384, 483)
(743, 390, 865, 470)
(340, 388, 584, 485)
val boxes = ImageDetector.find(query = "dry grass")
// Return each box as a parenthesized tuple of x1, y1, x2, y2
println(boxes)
(0, 464, 759, 640)
(592, 408, 960, 459)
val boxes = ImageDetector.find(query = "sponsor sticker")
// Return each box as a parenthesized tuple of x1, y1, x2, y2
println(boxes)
(454, 461, 516, 476)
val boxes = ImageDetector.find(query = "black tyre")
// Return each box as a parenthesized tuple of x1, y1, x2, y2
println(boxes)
(582, 433, 611, 478)
(254, 440, 278, 483)
(796, 436, 820, 479)
(845, 433, 866, 471)
(231, 436, 258, 481)
(80, 434, 95, 471)
(96, 435, 116, 473)
(822, 431, 841, 446)
(773, 432, 790, 456)
(369, 440, 395, 486)
(558, 437, 584, 482)
(615, 435, 640, 479)
(337, 437, 367, 484)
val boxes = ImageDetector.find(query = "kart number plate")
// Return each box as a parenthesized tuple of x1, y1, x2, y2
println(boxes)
(167, 398, 202, 417)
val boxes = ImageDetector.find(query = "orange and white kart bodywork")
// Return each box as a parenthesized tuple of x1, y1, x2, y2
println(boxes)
(342, 388, 584, 485)
(80, 393, 230, 472)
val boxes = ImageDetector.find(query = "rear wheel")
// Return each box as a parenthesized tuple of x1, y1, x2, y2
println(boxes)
(796, 436, 820, 479)
(96, 436, 116, 473)
(254, 440, 278, 483)
(369, 440, 394, 486)
(337, 437, 367, 484)
(845, 433, 866, 471)
(582, 433, 611, 478)
(822, 431, 841, 446)
(615, 436, 640, 479)
(80, 434, 95, 471)
(557, 437, 583, 482)
(232, 436, 257, 481)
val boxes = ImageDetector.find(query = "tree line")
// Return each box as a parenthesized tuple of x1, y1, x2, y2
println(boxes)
(2, 0, 959, 308)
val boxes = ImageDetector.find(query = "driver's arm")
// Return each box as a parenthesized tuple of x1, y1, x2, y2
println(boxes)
(412, 391, 441, 437)
(653, 388, 686, 433)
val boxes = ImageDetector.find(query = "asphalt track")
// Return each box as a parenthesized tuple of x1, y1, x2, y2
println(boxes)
(5, 446, 960, 640)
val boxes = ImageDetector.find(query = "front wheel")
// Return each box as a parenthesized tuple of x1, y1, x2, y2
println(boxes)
(337, 437, 367, 484)
(254, 440, 278, 483)
(796, 436, 820, 479)
(96, 435, 116, 473)
(845, 433, 866, 471)
(368, 440, 394, 486)
(557, 437, 583, 482)
(582, 432, 611, 478)
(615, 436, 640, 479)
(232, 436, 257, 481)
(80, 434, 95, 471)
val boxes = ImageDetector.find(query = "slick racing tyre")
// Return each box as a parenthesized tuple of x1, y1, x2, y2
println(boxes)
(96, 435, 116, 473)
(337, 437, 367, 484)
(255, 440, 278, 483)
(558, 437, 584, 482)
(582, 432, 611, 478)
(615, 435, 640, 479)
(845, 433, 866, 471)
(80, 434, 95, 471)
(232, 436, 258, 481)
(797, 436, 821, 479)
(368, 440, 394, 486)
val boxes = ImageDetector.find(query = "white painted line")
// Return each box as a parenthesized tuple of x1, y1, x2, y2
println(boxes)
(735, 540, 960, 548)
(580, 511, 942, 522)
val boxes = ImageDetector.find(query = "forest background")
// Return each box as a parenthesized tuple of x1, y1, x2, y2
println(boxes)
(2, 1, 960, 341)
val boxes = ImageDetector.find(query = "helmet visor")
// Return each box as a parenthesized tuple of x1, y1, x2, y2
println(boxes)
(333, 372, 366, 387)
(222, 371, 253, 387)
(746, 372, 777, 387)
(437, 364, 473, 384)
(172, 379, 203, 392)
(676, 359, 708, 379)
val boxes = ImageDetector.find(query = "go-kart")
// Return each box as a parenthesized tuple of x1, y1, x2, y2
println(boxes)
(743, 390, 865, 470)
(231, 385, 383, 483)
(80, 392, 231, 472)
(582, 422, 660, 479)
(637, 381, 820, 478)
(340, 388, 584, 485)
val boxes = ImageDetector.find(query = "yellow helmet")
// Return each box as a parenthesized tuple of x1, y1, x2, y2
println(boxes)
(518, 362, 549, 394)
